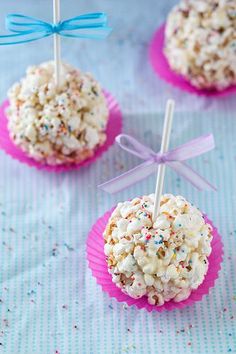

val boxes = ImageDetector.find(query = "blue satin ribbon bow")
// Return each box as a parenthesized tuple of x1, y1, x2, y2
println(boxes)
(0, 12, 111, 45)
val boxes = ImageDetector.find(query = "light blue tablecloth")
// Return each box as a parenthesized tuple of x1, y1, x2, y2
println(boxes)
(0, 1, 235, 353)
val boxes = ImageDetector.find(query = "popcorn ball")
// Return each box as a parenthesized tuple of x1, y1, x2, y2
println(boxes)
(104, 194, 213, 306)
(6, 61, 109, 165)
(164, 0, 236, 90)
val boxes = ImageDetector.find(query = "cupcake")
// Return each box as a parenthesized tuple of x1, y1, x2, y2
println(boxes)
(164, 0, 236, 91)
(6, 61, 109, 166)
(104, 194, 213, 306)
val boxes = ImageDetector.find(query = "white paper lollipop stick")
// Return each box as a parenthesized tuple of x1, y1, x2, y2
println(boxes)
(53, 0, 61, 86)
(152, 99, 175, 221)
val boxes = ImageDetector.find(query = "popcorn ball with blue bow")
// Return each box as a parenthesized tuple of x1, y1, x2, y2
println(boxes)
(0, 1, 115, 168)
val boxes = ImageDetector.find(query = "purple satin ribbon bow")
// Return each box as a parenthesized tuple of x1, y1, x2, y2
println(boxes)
(99, 133, 216, 193)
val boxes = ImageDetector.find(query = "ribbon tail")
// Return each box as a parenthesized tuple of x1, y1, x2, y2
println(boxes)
(59, 12, 112, 40)
(99, 161, 157, 194)
(0, 32, 50, 45)
(167, 161, 217, 191)
(166, 134, 215, 161)
(60, 27, 112, 40)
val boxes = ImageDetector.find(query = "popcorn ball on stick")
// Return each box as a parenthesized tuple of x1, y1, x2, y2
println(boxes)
(0, 1, 117, 167)
(97, 100, 219, 307)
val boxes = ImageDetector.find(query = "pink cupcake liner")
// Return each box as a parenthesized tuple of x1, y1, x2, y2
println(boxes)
(0, 90, 122, 172)
(149, 23, 236, 97)
(87, 206, 223, 312)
